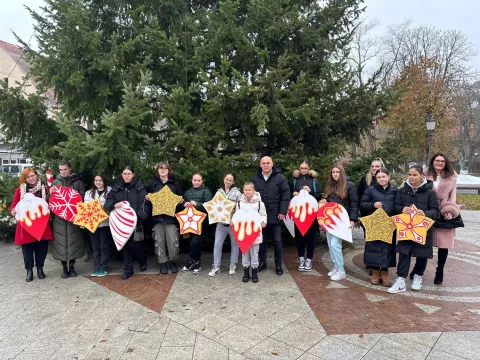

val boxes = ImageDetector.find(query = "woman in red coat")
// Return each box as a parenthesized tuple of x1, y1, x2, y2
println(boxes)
(10, 168, 53, 282)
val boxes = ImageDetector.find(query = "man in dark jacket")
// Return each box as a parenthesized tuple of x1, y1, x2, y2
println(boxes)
(251, 156, 291, 275)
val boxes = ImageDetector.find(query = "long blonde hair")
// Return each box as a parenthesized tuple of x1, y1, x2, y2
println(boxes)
(366, 158, 385, 186)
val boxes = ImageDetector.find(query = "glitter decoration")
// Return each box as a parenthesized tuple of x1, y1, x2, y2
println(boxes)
(149, 186, 183, 217)
(359, 208, 396, 244)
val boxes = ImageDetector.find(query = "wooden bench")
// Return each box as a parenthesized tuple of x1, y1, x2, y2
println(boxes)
(457, 186, 480, 195)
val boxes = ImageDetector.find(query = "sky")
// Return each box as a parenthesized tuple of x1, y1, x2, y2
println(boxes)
(1, 0, 480, 69)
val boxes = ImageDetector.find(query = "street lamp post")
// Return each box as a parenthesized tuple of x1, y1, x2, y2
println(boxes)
(425, 112, 437, 164)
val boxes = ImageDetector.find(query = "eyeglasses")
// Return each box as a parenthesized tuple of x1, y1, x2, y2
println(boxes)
(159, 166, 169, 170)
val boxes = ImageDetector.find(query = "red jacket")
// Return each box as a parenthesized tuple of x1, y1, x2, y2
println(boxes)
(10, 187, 53, 245)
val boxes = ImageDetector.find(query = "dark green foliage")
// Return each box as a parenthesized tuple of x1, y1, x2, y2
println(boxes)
(0, 175, 18, 242)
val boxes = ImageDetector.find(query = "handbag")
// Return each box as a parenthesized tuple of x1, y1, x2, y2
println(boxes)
(133, 227, 144, 242)
(434, 213, 465, 229)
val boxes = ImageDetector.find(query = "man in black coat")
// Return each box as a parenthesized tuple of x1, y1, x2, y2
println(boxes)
(251, 156, 291, 275)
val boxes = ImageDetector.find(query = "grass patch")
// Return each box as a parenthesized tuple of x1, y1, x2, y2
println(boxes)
(457, 194, 480, 210)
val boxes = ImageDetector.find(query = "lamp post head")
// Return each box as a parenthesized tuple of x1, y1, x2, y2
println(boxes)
(426, 113, 437, 132)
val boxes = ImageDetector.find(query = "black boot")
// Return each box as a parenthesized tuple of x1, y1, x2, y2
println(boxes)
(434, 248, 448, 285)
(26, 268, 33, 282)
(275, 263, 283, 276)
(242, 267, 250, 283)
(61, 266, 70, 279)
(251, 267, 259, 283)
(69, 265, 77, 277)
(258, 261, 267, 272)
(37, 267, 46, 279)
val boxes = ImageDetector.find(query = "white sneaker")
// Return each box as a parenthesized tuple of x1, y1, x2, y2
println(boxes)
(411, 274, 423, 291)
(327, 268, 337, 277)
(387, 277, 406, 293)
(208, 265, 219, 277)
(229, 264, 236, 275)
(304, 259, 312, 272)
(330, 270, 346, 281)
(298, 258, 305, 271)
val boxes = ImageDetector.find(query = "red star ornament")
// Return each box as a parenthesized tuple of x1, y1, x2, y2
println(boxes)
(317, 202, 353, 243)
(288, 189, 319, 236)
(175, 206, 206, 235)
(391, 204, 434, 245)
(48, 186, 82, 223)
(15, 193, 50, 240)
(231, 204, 263, 253)
(73, 198, 109, 233)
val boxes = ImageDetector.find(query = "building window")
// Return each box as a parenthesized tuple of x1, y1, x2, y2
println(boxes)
(19, 159, 27, 164)
(3, 78, 7, 87)
(2, 160, 8, 164)
(10, 160, 17, 164)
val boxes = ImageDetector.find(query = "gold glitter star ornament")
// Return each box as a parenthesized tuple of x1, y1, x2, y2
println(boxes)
(149, 186, 183, 217)
(203, 191, 235, 224)
(359, 208, 396, 244)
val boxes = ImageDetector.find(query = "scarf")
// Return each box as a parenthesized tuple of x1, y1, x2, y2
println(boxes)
(20, 180, 46, 200)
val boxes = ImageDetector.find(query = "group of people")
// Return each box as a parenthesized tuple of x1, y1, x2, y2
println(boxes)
(10, 153, 459, 292)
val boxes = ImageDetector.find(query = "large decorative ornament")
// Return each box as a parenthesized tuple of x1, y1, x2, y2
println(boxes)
(175, 206, 206, 235)
(231, 204, 263, 253)
(73, 198, 109, 233)
(360, 208, 396, 244)
(149, 186, 183, 217)
(46, 170, 54, 187)
(48, 186, 82, 223)
(317, 202, 353, 243)
(288, 190, 319, 236)
(392, 204, 434, 245)
(283, 212, 295, 238)
(15, 193, 50, 240)
(203, 191, 236, 224)
(109, 201, 137, 251)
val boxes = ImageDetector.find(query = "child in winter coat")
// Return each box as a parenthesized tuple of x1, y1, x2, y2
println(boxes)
(320, 164, 359, 281)
(235, 182, 267, 283)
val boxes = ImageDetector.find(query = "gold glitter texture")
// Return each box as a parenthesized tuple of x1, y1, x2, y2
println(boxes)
(150, 186, 183, 217)
(359, 208, 396, 244)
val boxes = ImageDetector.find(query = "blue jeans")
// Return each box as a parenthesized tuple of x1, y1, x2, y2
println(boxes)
(326, 232, 344, 272)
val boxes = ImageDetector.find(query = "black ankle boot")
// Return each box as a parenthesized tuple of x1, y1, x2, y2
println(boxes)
(258, 261, 267, 272)
(69, 265, 77, 277)
(26, 268, 33, 282)
(242, 267, 250, 283)
(61, 266, 70, 279)
(251, 267, 258, 283)
(434, 267, 444, 285)
(37, 267, 46, 279)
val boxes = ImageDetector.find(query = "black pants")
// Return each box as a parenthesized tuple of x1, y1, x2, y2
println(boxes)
(61, 260, 76, 267)
(91, 226, 111, 272)
(259, 224, 283, 264)
(295, 225, 315, 259)
(123, 237, 147, 274)
(397, 253, 428, 278)
(22, 240, 49, 269)
(189, 234, 202, 261)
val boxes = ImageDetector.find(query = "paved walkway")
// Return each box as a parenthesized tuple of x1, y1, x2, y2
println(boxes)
(0, 211, 478, 359)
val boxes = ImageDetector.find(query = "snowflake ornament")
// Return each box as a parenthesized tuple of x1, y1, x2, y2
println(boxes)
(175, 206, 206, 235)
(203, 191, 235, 224)
(48, 186, 82, 223)
(392, 204, 435, 245)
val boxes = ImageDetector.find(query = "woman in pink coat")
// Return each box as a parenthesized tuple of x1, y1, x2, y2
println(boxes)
(426, 152, 459, 285)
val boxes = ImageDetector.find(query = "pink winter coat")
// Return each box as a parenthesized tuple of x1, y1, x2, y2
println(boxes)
(427, 175, 459, 249)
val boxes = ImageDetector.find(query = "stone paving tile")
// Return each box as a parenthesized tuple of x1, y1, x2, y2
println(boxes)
(243, 337, 304, 360)
(433, 331, 480, 359)
(121, 333, 162, 360)
(193, 334, 229, 360)
(271, 323, 326, 351)
(360, 351, 396, 360)
(213, 324, 268, 354)
(85, 344, 126, 360)
(370, 334, 432, 360)
(186, 312, 237, 339)
(331, 333, 384, 350)
(156, 346, 193, 360)
(240, 310, 292, 336)
(426, 349, 469, 360)
(227, 349, 249, 359)
(161, 321, 197, 347)
(307, 336, 368, 359)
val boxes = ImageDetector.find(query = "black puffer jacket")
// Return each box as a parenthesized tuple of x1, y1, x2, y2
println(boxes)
(147, 174, 183, 225)
(251, 166, 291, 225)
(290, 169, 322, 201)
(361, 183, 398, 268)
(360, 183, 398, 217)
(104, 178, 151, 231)
(324, 180, 359, 221)
(357, 175, 377, 207)
(394, 180, 439, 258)
(51, 173, 86, 262)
